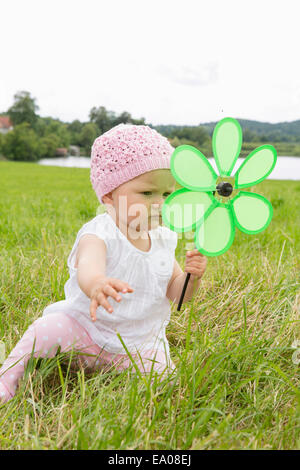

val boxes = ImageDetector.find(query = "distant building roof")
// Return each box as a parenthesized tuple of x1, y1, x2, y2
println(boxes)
(0, 116, 13, 129)
(55, 147, 68, 156)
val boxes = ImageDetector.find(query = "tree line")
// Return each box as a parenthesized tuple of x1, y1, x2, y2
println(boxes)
(0, 91, 148, 161)
(0, 90, 298, 162)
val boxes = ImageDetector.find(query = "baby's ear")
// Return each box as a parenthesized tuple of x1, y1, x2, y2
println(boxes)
(102, 192, 113, 204)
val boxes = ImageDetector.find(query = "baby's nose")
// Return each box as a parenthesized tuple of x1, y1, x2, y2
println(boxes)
(152, 202, 163, 212)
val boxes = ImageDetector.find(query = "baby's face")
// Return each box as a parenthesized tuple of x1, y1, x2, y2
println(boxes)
(104, 169, 176, 233)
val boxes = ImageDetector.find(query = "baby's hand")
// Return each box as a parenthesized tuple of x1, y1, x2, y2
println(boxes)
(89, 277, 134, 322)
(184, 249, 207, 280)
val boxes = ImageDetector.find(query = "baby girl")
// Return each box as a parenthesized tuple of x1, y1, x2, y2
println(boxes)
(0, 124, 207, 403)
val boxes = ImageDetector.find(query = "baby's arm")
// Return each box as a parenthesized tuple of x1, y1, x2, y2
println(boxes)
(166, 252, 207, 305)
(75, 234, 134, 320)
(75, 234, 107, 297)
(166, 259, 190, 305)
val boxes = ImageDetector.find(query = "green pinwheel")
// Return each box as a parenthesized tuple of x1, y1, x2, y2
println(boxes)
(162, 117, 277, 257)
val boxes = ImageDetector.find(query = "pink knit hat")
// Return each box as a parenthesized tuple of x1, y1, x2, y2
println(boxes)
(90, 123, 175, 204)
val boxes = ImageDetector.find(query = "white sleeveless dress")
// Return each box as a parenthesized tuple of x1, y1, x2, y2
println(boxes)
(42, 212, 178, 356)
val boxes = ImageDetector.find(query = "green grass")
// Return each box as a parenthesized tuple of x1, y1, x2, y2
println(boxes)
(0, 160, 299, 450)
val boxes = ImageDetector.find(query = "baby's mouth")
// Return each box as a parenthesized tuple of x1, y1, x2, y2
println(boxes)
(149, 215, 162, 225)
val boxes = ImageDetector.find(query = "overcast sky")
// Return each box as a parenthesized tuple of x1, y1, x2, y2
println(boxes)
(1, 0, 300, 126)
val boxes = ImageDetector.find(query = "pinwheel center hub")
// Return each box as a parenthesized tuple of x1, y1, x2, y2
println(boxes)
(216, 182, 233, 197)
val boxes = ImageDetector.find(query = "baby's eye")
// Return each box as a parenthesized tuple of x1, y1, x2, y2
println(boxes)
(141, 192, 171, 197)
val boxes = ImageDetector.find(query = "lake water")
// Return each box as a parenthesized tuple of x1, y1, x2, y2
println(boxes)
(38, 155, 300, 180)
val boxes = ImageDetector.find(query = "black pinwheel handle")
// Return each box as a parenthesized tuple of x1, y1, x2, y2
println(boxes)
(177, 272, 191, 311)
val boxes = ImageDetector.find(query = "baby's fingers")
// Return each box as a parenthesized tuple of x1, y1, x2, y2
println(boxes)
(103, 284, 123, 304)
(90, 292, 113, 318)
(111, 279, 134, 294)
(97, 292, 114, 314)
(90, 297, 99, 322)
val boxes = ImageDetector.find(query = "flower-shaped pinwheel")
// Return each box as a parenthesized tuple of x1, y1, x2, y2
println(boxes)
(162, 117, 277, 257)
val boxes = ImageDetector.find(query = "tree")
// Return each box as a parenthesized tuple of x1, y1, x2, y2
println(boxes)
(112, 111, 146, 126)
(243, 128, 258, 142)
(2, 122, 40, 161)
(132, 116, 147, 125)
(89, 106, 116, 134)
(67, 119, 84, 145)
(39, 134, 61, 158)
(46, 120, 70, 147)
(33, 116, 70, 147)
(111, 111, 133, 126)
(7, 91, 39, 128)
(78, 123, 98, 151)
(89, 105, 148, 134)
(170, 126, 209, 146)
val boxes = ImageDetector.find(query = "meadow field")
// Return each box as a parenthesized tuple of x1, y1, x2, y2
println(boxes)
(0, 160, 299, 450)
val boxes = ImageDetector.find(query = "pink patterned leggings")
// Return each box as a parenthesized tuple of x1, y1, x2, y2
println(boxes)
(0, 313, 175, 404)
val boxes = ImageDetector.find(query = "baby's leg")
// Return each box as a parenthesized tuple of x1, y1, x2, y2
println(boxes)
(0, 313, 100, 403)
(97, 347, 176, 384)
(132, 348, 176, 384)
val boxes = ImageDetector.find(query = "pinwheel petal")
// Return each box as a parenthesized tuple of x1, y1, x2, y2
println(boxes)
(230, 191, 273, 234)
(161, 188, 216, 232)
(194, 204, 235, 256)
(212, 117, 242, 176)
(235, 145, 277, 188)
(170, 145, 218, 191)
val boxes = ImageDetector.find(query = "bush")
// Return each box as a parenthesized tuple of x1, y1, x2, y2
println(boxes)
(39, 134, 61, 158)
(2, 122, 40, 161)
